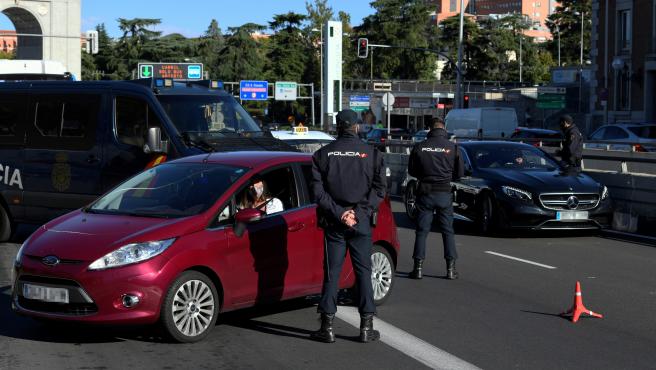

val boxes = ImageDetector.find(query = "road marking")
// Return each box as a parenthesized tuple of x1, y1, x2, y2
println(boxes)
(485, 251, 557, 270)
(335, 306, 482, 370)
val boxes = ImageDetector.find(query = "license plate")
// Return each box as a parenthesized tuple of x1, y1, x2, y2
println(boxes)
(22, 283, 69, 303)
(556, 211, 589, 221)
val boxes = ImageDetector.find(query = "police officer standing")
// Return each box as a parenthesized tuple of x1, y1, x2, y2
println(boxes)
(310, 109, 386, 343)
(557, 114, 583, 170)
(408, 117, 464, 280)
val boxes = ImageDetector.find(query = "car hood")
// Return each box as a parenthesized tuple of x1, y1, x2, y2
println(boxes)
(479, 168, 602, 194)
(24, 211, 200, 261)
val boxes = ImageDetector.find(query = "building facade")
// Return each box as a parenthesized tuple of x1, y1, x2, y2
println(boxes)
(590, 0, 656, 125)
(0, 30, 17, 53)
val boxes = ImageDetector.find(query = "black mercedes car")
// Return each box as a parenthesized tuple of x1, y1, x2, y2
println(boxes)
(403, 141, 612, 231)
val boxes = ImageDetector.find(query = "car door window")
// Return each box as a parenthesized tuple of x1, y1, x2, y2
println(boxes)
(236, 166, 299, 216)
(603, 126, 629, 140)
(0, 93, 28, 145)
(590, 128, 605, 140)
(115, 96, 164, 148)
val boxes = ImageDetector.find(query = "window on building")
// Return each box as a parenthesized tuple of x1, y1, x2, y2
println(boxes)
(618, 9, 632, 52)
(450, 0, 457, 12)
(616, 69, 631, 111)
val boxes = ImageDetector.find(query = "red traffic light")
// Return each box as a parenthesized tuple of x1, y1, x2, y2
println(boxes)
(463, 94, 470, 108)
(358, 38, 369, 58)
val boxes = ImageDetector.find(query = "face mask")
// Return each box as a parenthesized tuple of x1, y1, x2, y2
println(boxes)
(253, 185, 264, 198)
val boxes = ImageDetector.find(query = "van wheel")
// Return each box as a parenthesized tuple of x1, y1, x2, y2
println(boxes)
(161, 271, 219, 343)
(371, 245, 395, 305)
(0, 205, 12, 242)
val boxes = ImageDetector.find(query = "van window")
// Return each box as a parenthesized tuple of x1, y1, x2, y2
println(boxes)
(115, 96, 163, 148)
(0, 93, 28, 144)
(28, 94, 100, 149)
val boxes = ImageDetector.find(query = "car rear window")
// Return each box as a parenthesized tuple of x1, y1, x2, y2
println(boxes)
(628, 126, 656, 139)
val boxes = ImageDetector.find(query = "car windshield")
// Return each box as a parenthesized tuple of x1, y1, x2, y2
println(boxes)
(468, 145, 559, 171)
(283, 139, 333, 153)
(157, 95, 260, 134)
(628, 125, 656, 139)
(88, 163, 247, 218)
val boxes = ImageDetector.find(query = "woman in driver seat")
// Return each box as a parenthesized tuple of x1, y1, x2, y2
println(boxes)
(239, 177, 284, 215)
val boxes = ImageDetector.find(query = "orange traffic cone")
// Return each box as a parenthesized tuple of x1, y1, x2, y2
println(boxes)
(560, 281, 603, 323)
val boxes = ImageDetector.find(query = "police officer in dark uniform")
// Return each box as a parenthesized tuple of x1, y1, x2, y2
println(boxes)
(310, 109, 386, 343)
(557, 114, 583, 170)
(408, 117, 464, 280)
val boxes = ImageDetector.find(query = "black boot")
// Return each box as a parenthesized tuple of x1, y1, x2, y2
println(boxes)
(446, 259, 459, 280)
(310, 313, 336, 343)
(409, 259, 423, 279)
(359, 313, 380, 343)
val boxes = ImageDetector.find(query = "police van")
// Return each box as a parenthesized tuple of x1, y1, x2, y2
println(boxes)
(0, 79, 292, 241)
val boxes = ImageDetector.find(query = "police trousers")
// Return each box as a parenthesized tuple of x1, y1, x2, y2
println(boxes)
(318, 219, 376, 315)
(413, 192, 458, 261)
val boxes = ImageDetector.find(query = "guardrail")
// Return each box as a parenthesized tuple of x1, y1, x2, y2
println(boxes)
(381, 138, 656, 235)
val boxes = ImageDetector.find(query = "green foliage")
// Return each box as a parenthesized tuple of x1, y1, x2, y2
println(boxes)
(216, 23, 266, 81)
(266, 12, 309, 82)
(0, 50, 14, 59)
(546, 0, 591, 67)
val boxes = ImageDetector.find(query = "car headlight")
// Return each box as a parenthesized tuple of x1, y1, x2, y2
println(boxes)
(601, 186, 609, 200)
(88, 238, 175, 270)
(502, 186, 533, 202)
(14, 242, 26, 266)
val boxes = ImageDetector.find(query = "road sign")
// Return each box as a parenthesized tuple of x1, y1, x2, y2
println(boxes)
(240, 80, 269, 101)
(275, 82, 298, 101)
(349, 95, 370, 112)
(138, 63, 203, 80)
(537, 86, 566, 94)
(373, 82, 392, 91)
(537, 92, 566, 109)
(382, 92, 395, 107)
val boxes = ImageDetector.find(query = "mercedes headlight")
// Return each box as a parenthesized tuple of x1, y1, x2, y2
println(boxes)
(14, 242, 26, 266)
(601, 186, 609, 200)
(502, 186, 533, 202)
(88, 238, 175, 270)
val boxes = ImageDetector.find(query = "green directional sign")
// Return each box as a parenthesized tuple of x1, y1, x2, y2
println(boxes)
(140, 64, 153, 78)
(537, 93, 566, 109)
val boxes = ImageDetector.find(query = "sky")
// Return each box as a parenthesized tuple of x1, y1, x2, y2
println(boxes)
(0, 0, 375, 37)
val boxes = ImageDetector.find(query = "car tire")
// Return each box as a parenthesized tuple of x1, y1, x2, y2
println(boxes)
(371, 245, 395, 306)
(404, 182, 418, 220)
(161, 271, 219, 343)
(0, 205, 12, 242)
(477, 194, 496, 234)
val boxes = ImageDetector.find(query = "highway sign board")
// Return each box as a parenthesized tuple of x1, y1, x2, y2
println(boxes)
(537, 86, 566, 94)
(373, 82, 392, 91)
(349, 95, 370, 112)
(274, 82, 297, 101)
(240, 80, 269, 101)
(138, 63, 204, 80)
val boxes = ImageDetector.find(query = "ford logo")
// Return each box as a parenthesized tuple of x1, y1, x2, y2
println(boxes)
(566, 196, 579, 210)
(42, 255, 60, 266)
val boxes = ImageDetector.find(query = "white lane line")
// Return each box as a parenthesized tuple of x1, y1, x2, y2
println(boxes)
(484, 251, 557, 270)
(335, 306, 482, 370)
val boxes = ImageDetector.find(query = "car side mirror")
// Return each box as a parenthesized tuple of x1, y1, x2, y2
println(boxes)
(233, 208, 263, 237)
(144, 127, 169, 154)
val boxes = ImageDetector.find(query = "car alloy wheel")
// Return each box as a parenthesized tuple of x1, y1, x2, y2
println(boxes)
(162, 271, 219, 343)
(478, 195, 495, 234)
(371, 245, 395, 305)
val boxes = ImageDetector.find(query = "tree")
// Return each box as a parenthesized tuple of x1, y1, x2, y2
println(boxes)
(216, 23, 266, 81)
(355, 0, 438, 80)
(266, 12, 309, 82)
(115, 18, 162, 78)
(546, 0, 592, 67)
(198, 19, 225, 78)
(438, 15, 480, 80)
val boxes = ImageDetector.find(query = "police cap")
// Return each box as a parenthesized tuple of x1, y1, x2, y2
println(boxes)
(336, 109, 359, 129)
(560, 114, 574, 124)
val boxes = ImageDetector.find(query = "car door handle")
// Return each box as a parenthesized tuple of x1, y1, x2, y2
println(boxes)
(287, 222, 306, 232)
(87, 155, 100, 164)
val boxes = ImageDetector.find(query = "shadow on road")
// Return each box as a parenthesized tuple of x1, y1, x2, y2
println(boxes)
(520, 309, 583, 322)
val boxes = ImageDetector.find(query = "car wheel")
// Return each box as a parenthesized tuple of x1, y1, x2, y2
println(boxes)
(0, 205, 12, 242)
(404, 182, 418, 220)
(161, 271, 219, 343)
(371, 245, 395, 305)
(478, 194, 495, 234)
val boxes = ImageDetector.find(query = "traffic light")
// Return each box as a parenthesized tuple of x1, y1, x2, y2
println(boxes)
(357, 38, 369, 58)
(463, 94, 470, 109)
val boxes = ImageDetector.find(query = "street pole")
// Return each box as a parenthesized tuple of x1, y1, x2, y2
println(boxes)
(557, 25, 561, 67)
(320, 27, 324, 130)
(370, 47, 374, 85)
(456, 0, 465, 109)
(519, 33, 523, 84)
(604, 0, 609, 124)
(310, 83, 315, 127)
(579, 11, 584, 113)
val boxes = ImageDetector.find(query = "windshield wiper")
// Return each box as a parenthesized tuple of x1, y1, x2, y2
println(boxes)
(180, 132, 215, 153)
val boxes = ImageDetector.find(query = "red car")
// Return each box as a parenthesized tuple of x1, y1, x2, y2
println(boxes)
(11, 152, 399, 342)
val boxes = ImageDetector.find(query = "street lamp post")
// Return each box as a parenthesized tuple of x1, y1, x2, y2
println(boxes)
(575, 10, 585, 112)
(312, 28, 324, 129)
(557, 24, 561, 67)
(456, 0, 465, 109)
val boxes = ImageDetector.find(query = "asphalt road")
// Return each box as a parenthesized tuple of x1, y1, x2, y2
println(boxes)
(1, 201, 655, 370)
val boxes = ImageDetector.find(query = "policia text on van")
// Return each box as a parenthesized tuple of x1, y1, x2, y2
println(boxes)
(0, 79, 292, 241)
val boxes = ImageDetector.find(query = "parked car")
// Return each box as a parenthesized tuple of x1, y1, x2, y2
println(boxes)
(270, 127, 335, 153)
(0, 79, 292, 241)
(446, 107, 518, 139)
(510, 127, 563, 147)
(403, 141, 612, 231)
(586, 123, 656, 152)
(365, 128, 410, 150)
(11, 151, 399, 343)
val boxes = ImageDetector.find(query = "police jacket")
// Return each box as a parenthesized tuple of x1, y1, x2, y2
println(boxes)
(560, 124, 583, 167)
(408, 128, 464, 193)
(311, 131, 386, 223)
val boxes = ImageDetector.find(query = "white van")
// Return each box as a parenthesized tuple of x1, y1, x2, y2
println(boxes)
(445, 107, 518, 139)
(0, 60, 73, 80)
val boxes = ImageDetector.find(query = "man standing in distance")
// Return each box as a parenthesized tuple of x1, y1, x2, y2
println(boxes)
(310, 109, 386, 343)
(409, 117, 464, 280)
(557, 114, 583, 170)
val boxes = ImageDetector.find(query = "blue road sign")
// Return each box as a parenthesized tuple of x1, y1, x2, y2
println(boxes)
(349, 95, 371, 102)
(240, 80, 269, 101)
(187, 65, 202, 79)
